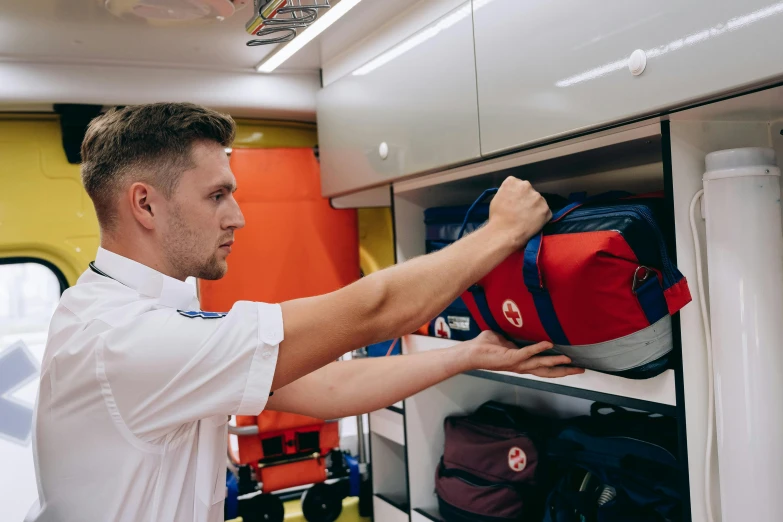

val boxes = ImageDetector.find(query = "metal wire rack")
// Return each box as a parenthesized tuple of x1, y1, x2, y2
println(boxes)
(245, 0, 331, 46)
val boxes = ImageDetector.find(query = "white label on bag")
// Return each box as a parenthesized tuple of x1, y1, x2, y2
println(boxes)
(502, 299, 523, 328)
(434, 317, 451, 339)
(448, 316, 470, 331)
(508, 446, 527, 472)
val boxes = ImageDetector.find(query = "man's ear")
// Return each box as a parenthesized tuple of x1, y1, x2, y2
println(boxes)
(128, 182, 158, 231)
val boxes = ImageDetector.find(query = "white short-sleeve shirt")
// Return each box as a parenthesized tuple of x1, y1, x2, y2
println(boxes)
(27, 247, 282, 522)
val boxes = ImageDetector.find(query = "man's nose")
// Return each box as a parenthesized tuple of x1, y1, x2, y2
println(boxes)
(227, 198, 246, 230)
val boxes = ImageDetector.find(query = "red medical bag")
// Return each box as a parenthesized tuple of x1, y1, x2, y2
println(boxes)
(459, 190, 692, 379)
(235, 412, 340, 493)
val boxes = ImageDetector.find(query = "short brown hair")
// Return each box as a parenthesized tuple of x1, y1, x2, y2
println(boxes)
(80, 102, 236, 230)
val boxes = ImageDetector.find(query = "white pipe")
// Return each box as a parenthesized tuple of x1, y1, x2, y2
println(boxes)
(702, 147, 783, 521)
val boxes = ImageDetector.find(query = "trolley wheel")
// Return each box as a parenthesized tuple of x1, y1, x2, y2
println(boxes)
(301, 483, 343, 522)
(240, 493, 285, 522)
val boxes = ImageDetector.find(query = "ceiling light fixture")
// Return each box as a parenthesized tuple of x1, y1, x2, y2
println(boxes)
(255, 0, 363, 73)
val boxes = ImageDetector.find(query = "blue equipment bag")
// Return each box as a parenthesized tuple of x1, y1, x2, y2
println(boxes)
(366, 339, 400, 357)
(544, 403, 682, 522)
(427, 297, 483, 341)
(425, 203, 490, 253)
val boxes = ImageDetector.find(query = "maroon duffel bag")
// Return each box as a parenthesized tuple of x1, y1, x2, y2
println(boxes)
(436, 401, 550, 522)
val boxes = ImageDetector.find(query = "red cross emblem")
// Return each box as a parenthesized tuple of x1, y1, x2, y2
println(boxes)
(434, 317, 451, 339)
(502, 299, 523, 328)
(508, 446, 527, 472)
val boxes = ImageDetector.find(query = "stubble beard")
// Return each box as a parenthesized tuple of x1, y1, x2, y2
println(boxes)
(166, 204, 228, 281)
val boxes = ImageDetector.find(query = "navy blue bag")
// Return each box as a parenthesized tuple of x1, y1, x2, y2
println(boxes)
(366, 339, 400, 357)
(544, 403, 682, 522)
(427, 297, 483, 341)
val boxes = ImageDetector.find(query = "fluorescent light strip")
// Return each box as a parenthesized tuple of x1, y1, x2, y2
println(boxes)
(256, 0, 363, 73)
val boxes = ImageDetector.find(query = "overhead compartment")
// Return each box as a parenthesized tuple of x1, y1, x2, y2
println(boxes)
(473, 0, 783, 156)
(317, 1, 481, 197)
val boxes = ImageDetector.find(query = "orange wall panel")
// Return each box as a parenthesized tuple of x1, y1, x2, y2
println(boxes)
(199, 147, 359, 310)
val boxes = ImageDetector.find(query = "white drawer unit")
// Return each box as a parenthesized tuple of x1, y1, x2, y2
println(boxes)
(317, 1, 481, 197)
(473, 0, 783, 156)
(370, 407, 405, 446)
(373, 494, 410, 522)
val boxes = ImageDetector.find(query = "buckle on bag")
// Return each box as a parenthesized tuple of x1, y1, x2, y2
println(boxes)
(632, 266, 653, 294)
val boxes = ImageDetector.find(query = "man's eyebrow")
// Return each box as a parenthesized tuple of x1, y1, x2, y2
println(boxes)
(211, 182, 237, 193)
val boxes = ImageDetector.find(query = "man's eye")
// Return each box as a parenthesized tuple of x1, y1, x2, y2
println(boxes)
(212, 194, 222, 201)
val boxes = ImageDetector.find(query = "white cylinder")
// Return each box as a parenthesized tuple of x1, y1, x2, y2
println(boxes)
(703, 147, 783, 521)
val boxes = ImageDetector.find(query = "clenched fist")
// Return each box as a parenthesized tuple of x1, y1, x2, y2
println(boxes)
(462, 331, 584, 378)
(487, 177, 551, 250)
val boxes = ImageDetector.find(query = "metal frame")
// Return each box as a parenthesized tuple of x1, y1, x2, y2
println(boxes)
(246, 0, 331, 46)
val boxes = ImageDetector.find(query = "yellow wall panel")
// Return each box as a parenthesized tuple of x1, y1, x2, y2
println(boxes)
(0, 115, 318, 287)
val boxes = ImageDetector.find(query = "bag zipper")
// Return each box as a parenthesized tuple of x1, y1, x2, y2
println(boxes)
(552, 206, 677, 286)
(440, 464, 524, 490)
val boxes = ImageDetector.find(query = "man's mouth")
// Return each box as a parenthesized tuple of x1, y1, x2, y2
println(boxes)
(220, 240, 234, 253)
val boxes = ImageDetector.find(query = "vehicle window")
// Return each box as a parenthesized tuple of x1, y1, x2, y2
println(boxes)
(0, 262, 61, 521)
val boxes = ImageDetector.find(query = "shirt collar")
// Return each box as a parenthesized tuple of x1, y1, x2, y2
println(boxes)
(93, 247, 200, 310)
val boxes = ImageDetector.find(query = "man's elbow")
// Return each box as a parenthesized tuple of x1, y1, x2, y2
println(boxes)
(362, 274, 425, 341)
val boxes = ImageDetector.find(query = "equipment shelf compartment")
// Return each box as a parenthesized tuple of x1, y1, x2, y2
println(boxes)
(374, 493, 410, 522)
(391, 120, 693, 521)
(370, 430, 409, 518)
(403, 335, 676, 415)
(404, 372, 620, 519)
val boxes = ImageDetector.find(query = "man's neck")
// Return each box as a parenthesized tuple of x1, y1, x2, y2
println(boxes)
(100, 235, 184, 281)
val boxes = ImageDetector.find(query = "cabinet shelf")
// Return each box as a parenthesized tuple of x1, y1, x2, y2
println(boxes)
(412, 507, 443, 522)
(374, 494, 409, 522)
(370, 407, 406, 446)
(403, 334, 677, 415)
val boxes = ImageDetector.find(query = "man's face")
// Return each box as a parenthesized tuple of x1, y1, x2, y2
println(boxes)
(160, 141, 245, 280)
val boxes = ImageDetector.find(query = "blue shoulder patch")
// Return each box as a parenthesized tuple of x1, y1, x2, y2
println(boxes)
(177, 310, 228, 319)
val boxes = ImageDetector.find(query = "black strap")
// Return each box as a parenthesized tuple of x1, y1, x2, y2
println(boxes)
(89, 261, 115, 280)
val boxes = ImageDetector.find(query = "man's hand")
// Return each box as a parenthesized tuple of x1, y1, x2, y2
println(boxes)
(486, 177, 552, 250)
(461, 331, 585, 378)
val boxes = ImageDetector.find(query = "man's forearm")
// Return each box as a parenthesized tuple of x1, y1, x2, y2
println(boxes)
(266, 347, 473, 420)
(356, 221, 519, 342)
(276, 223, 518, 390)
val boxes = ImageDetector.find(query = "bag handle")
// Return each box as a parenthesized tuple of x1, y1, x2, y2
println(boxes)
(524, 190, 634, 292)
(457, 187, 498, 239)
(472, 401, 529, 429)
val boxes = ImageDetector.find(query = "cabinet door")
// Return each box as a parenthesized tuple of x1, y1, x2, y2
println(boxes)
(317, 1, 480, 197)
(474, 0, 783, 155)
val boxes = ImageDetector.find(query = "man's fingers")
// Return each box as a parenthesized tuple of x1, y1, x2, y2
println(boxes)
(479, 330, 517, 350)
(527, 366, 586, 378)
(516, 353, 570, 371)
(517, 341, 554, 359)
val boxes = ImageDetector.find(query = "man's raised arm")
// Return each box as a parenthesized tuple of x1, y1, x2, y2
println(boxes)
(274, 177, 550, 390)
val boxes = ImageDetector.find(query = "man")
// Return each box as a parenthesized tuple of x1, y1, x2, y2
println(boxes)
(29, 103, 583, 522)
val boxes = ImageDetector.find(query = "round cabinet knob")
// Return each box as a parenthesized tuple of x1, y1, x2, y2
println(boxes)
(628, 49, 647, 76)
(379, 142, 389, 160)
